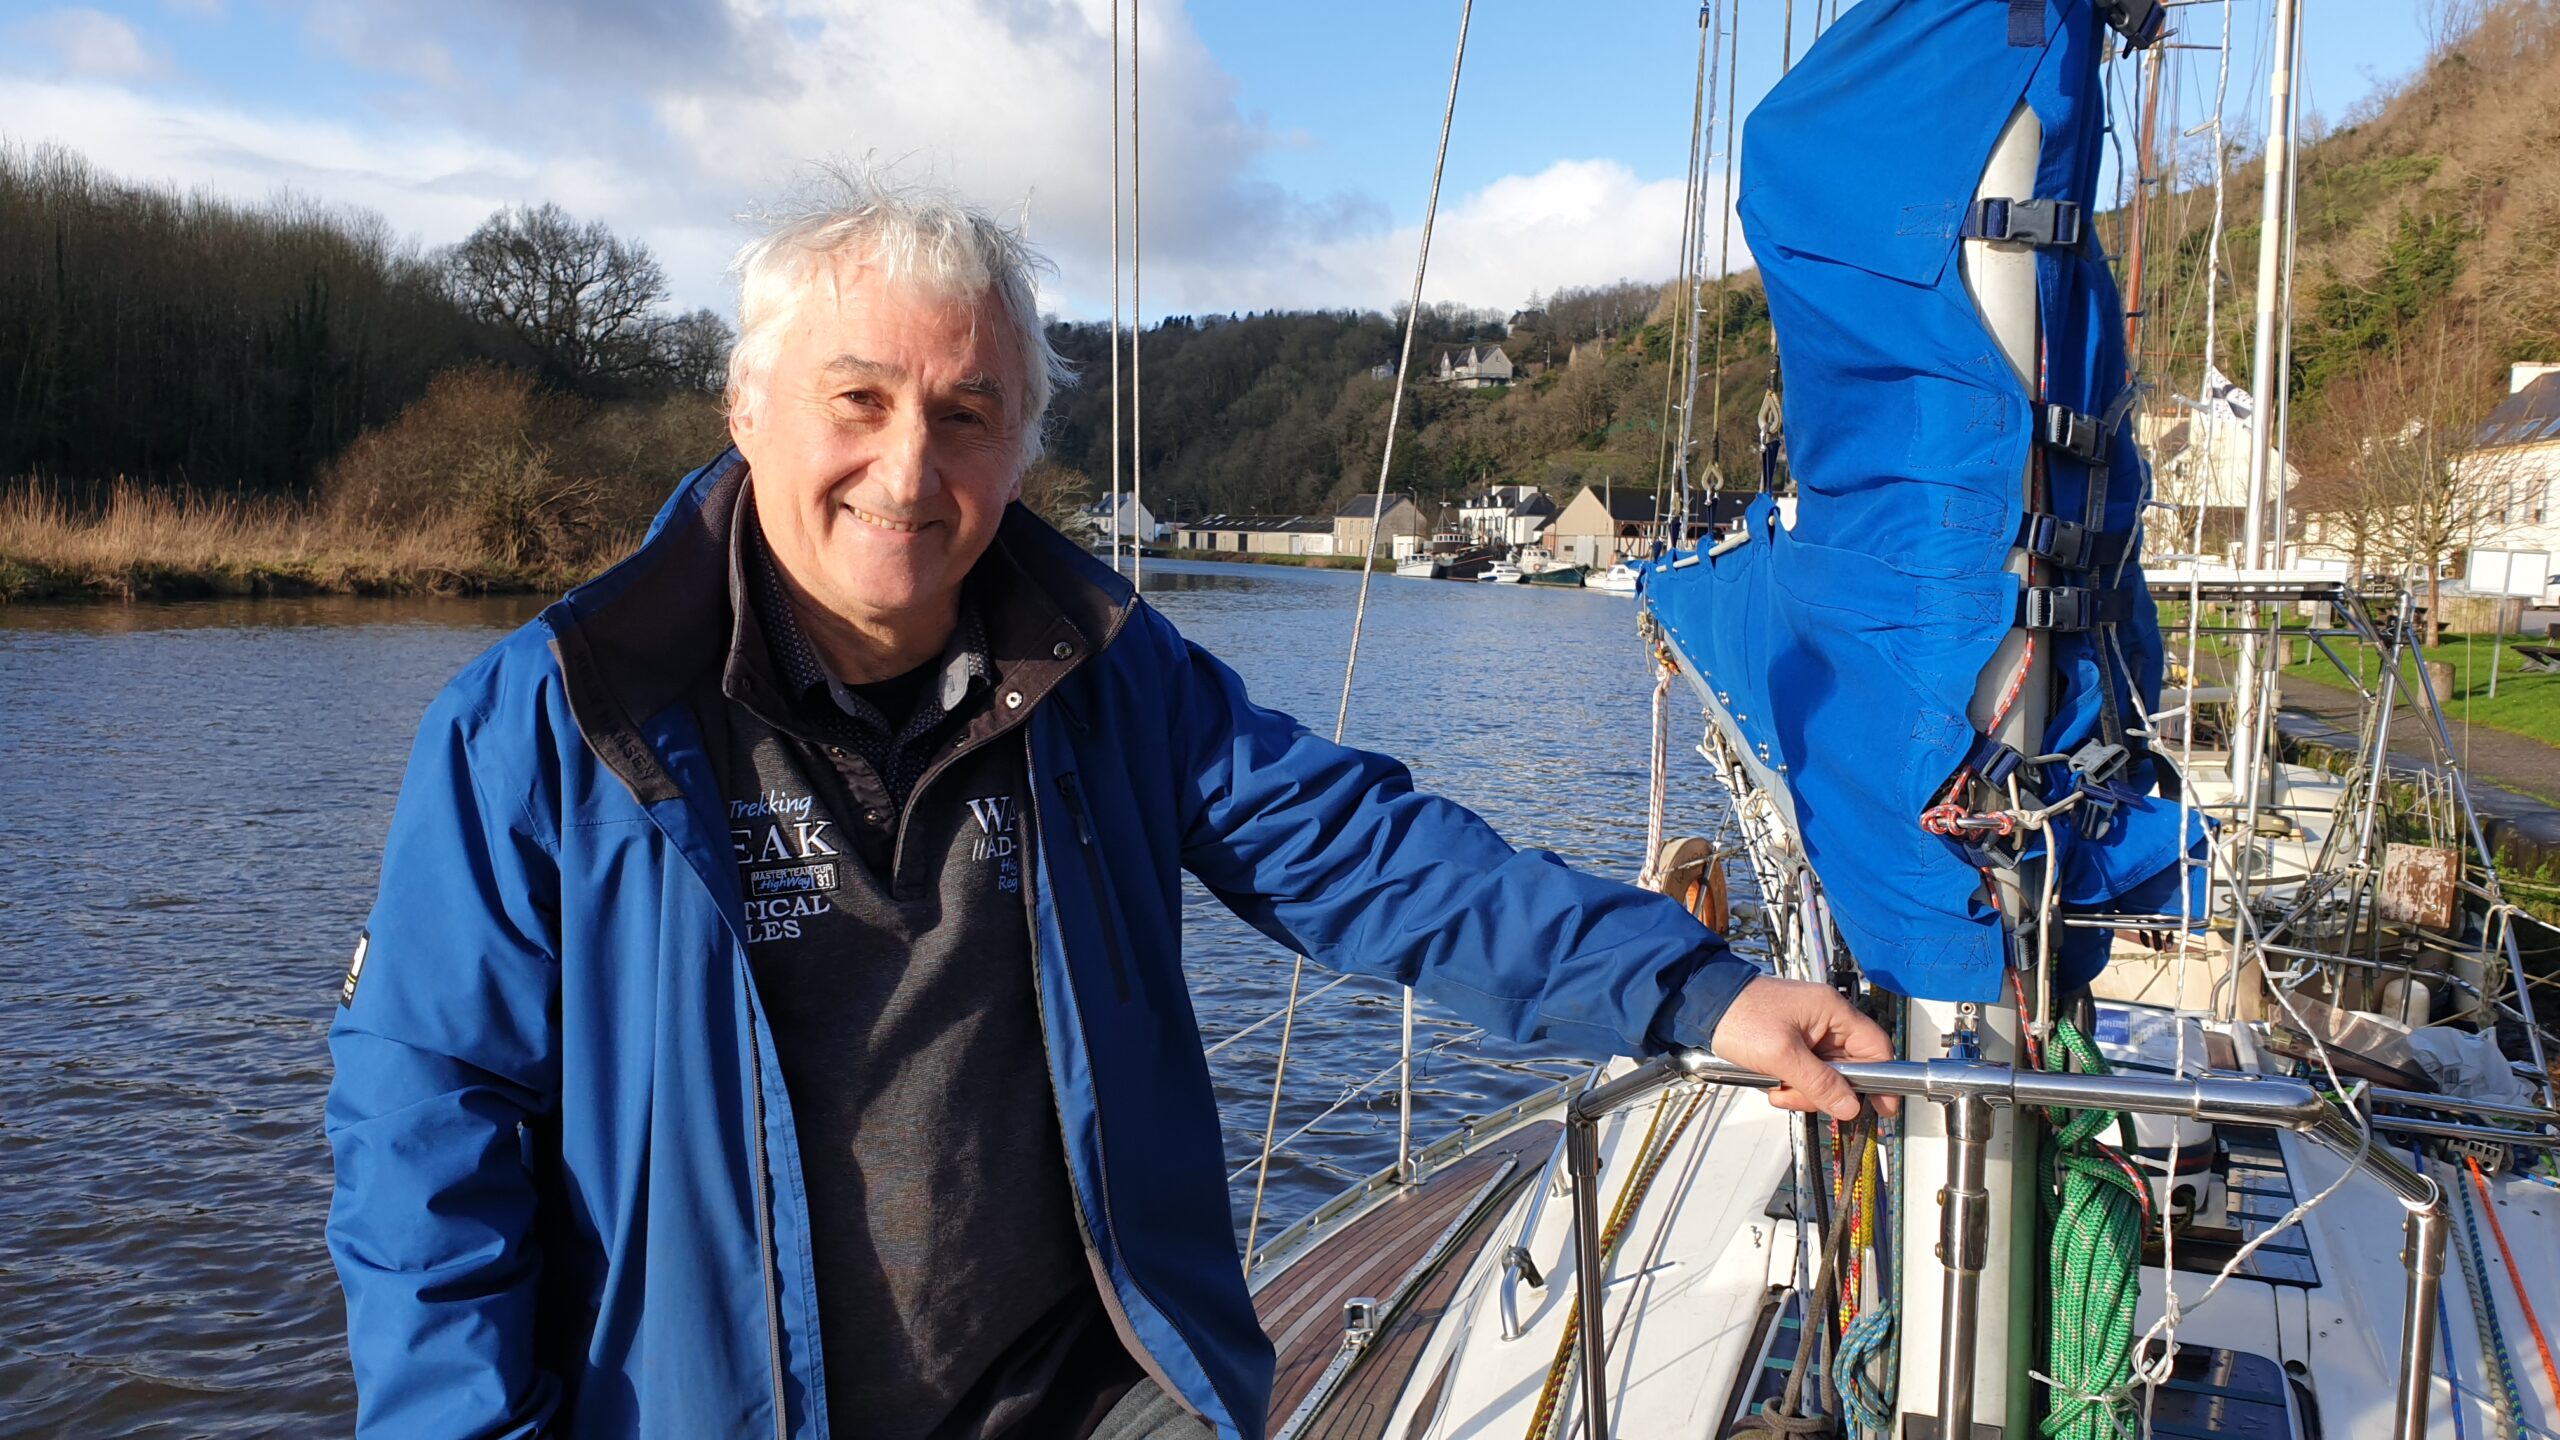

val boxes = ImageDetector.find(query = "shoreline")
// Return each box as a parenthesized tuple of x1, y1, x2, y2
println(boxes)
(0, 555, 565, 605)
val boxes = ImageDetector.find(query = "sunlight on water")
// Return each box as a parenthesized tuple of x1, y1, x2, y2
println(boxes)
(0, 564, 1741, 1432)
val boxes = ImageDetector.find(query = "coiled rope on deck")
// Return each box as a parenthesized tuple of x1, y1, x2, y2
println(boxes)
(2038, 1019, 2145, 1440)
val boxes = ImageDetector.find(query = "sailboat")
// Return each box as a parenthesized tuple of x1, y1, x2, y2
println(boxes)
(1222, 0, 2560, 1436)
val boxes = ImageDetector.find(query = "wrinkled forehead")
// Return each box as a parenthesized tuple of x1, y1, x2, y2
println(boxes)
(783, 253, 1015, 382)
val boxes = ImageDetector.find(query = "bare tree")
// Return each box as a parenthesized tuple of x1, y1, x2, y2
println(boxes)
(444, 204, 671, 391)
(1018, 459, 1095, 536)
(656, 308, 735, 394)
(2294, 313, 2520, 641)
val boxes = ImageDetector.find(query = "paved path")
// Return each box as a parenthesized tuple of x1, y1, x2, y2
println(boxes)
(2278, 673, 2560, 805)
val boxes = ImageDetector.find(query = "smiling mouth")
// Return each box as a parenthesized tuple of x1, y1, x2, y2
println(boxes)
(846, 503, 932, 535)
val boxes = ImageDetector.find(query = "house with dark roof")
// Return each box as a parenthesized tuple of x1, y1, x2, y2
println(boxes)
(1436, 345, 1515, 389)
(2453, 363, 2560, 601)
(1172, 514, 1337, 557)
(1455, 485, 1557, 547)
(1333, 494, 1430, 558)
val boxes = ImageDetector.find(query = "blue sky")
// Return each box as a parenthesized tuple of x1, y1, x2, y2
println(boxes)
(0, 0, 2436, 321)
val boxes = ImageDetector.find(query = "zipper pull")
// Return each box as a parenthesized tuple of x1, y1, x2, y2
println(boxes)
(1057, 772, 1098, 846)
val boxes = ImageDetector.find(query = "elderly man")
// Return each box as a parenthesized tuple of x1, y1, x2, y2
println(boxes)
(326, 176, 1890, 1440)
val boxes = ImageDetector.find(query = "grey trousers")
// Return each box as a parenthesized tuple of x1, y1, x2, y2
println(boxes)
(1088, 1380, 1218, 1440)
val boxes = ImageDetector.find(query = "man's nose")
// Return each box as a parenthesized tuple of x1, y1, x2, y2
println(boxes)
(872, 403, 938, 505)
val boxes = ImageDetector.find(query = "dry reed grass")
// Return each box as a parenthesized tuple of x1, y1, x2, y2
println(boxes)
(0, 479, 592, 602)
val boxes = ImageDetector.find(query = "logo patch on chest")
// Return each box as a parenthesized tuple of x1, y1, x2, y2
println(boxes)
(732, 789, 840, 944)
(964, 795, 1021, 894)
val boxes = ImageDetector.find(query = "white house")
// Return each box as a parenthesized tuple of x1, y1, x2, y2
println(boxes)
(1087, 492, 1163, 543)
(1455, 485, 1556, 548)
(2454, 362, 2560, 603)
(1437, 345, 1515, 389)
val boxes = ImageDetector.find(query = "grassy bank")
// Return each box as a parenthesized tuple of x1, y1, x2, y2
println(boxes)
(2162, 604, 2560, 749)
(0, 483, 593, 602)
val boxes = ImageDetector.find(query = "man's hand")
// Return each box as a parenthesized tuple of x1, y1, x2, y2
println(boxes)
(1707, 976, 1898, 1121)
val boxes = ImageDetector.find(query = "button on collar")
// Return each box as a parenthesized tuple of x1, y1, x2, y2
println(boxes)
(1051, 640, 1075, 661)
(1003, 690, 1024, 710)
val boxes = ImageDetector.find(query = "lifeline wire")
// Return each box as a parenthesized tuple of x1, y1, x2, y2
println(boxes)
(1241, 0, 1476, 1268)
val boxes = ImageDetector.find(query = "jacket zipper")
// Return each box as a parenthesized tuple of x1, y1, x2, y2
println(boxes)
(745, 1004, 793, 1440)
(1021, 743, 1211, 1425)
(1053, 770, 1134, 1003)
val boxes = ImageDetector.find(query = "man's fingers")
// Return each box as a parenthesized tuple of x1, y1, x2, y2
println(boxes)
(1756, 1033, 1863, 1122)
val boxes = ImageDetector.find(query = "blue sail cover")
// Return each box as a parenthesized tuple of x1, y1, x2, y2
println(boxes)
(1642, 0, 2203, 1000)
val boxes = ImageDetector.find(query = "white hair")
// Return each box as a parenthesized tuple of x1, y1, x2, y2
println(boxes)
(725, 164, 1071, 468)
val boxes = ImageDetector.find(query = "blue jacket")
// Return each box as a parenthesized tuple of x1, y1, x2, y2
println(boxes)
(326, 453, 1755, 1440)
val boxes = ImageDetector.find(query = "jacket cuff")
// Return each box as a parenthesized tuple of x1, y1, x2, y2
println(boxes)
(1647, 952, 1763, 1054)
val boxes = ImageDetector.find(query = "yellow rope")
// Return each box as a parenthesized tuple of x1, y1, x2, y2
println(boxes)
(1524, 1084, 1713, 1439)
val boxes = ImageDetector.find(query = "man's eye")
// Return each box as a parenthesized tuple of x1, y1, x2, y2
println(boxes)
(840, 389, 884, 409)
(948, 410, 987, 427)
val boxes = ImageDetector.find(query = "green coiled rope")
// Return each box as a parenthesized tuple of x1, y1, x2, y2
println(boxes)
(2041, 1019, 2144, 1440)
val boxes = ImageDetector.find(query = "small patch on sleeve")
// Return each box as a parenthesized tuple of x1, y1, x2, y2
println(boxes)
(339, 930, 370, 1009)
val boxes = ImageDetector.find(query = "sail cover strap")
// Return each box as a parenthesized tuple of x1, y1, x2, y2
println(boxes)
(1640, 0, 2207, 1001)
(2009, 0, 2045, 45)
(1963, 197, 2084, 248)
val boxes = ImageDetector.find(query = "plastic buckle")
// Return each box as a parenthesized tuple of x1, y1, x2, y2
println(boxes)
(2104, 0, 2166, 49)
(2079, 788, 2123, 841)
(2068, 738, 2131, 788)
(2024, 586, 2094, 631)
(2021, 512, 2096, 569)
(1964, 197, 2085, 249)
(2041, 404, 2104, 464)
(1965, 732, 2029, 788)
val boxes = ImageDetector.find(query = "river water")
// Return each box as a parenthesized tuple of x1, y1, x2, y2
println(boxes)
(0, 559, 1739, 1435)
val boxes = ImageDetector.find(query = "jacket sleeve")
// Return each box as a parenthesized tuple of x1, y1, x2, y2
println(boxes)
(1161, 615, 1758, 1058)
(327, 675, 563, 1439)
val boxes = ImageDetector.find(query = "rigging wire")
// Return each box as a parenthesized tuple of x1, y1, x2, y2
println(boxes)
(1241, 0, 1477, 1267)
(1671, 3, 1725, 529)
(1650, 6, 1715, 509)
(1130, 0, 1145, 592)
(1108, 0, 1124, 575)
(1705, 0, 1742, 484)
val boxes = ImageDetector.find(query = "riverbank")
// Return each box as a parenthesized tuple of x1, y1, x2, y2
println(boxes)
(0, 484, 585, 602)
(1156, 546, 1371, 571)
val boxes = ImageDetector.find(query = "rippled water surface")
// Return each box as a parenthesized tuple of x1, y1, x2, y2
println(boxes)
(0, 562, 1738, 1434)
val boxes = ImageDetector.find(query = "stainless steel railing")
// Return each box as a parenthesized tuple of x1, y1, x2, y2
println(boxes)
(1562, 1049, 2448, 1440)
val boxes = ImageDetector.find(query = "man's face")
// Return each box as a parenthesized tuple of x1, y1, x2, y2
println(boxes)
(732, 260, 1025, 637)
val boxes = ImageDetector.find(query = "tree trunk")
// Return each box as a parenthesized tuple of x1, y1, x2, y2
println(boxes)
(2426, 566, 2444, 647)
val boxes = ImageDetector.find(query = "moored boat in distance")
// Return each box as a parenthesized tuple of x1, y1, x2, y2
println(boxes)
(1591, 561, 1641, 593)
(1393, 554, 1442, 579)
(1523, 563, 1586, 587)
(1477, 558, 1524, 584)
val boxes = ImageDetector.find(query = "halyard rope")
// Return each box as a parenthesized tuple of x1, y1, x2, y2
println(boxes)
(1242, 0, 1477, 1268)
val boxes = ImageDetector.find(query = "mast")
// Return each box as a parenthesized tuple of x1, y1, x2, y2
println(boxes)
(2123, 43, 2164, 367)
(2241, 0, 2301, 567)
(2230, 0, 2302, 828)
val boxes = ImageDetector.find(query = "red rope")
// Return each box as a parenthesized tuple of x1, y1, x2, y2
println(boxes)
(2469, 1155, 2560, 1410)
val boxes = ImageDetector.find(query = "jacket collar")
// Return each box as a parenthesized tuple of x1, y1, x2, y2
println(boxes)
(544, 449, 1139, 805)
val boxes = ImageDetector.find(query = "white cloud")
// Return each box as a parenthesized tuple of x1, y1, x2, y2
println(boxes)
(0, 77, 543, 252)
(11, 7, 164, 79)
(0, 0, 1732, 321)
